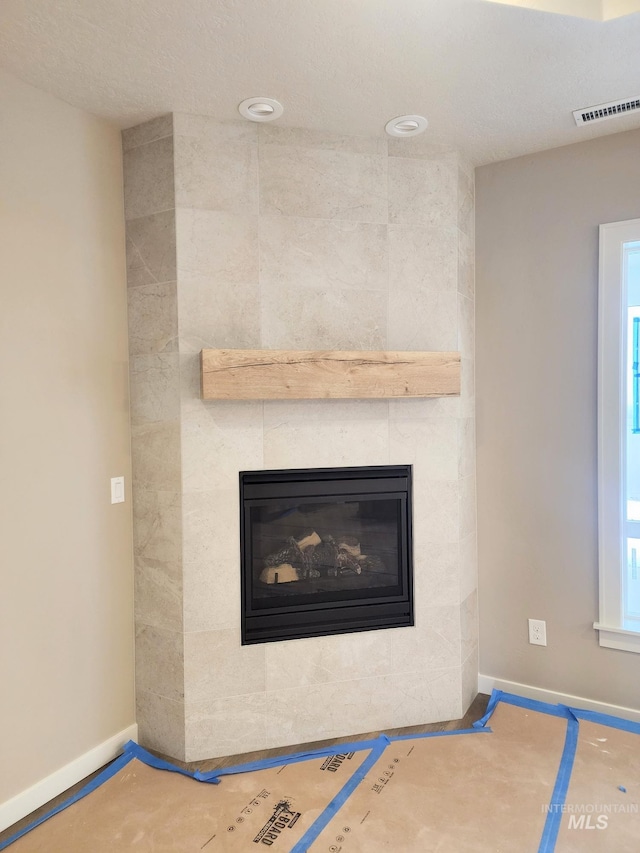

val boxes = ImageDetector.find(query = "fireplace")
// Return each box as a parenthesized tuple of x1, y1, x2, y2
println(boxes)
(240, 465, 414, 644)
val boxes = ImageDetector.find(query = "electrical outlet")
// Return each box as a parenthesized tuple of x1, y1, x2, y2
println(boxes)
(528, 618, 547, 646)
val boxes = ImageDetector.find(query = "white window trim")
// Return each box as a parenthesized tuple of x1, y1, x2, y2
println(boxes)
(595, 218, 640, 653)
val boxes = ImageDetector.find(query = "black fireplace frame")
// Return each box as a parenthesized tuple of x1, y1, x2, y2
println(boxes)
(240, 465, 414, 644)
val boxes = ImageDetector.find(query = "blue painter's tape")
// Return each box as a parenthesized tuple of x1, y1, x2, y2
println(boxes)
(389, 726, 491, 742)
(0, 741, 228, 851)
(123, 740, 221, 783)
(497, 691, 571, 718)
(471, 692, 583, 853)
(537, 709, 580, 853)
(567, 706, 640, 736)
(473, 688, 504, 727)
(196, 736, 389, 783)
(0, 747, 136, 851)
(474, 690, 574, 728)
(289, 737, 390, 853)
(288, 727, 491, 852)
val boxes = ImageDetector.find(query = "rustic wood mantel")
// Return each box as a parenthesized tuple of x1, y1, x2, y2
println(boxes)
(200, 349, 461, 400)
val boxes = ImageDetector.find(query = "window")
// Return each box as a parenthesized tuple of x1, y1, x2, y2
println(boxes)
(596, 219, 640, 652)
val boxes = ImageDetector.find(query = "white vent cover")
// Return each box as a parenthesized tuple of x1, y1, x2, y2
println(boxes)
(573, 97, 640, 126)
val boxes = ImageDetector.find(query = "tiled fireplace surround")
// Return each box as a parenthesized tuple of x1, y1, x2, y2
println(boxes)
(124, 114, 477, 762)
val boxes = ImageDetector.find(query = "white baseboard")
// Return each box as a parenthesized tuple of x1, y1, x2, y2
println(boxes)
(0, 724, 138, 834)
(478, 674, 640, 723)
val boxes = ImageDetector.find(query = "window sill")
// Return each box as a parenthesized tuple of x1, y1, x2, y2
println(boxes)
(594, 623, 640, 654)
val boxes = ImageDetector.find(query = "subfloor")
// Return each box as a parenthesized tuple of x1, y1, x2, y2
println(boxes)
(0, 693, 489, 847)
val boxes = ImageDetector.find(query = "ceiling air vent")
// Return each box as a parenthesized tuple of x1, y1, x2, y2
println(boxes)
(573, 97, 640, 126)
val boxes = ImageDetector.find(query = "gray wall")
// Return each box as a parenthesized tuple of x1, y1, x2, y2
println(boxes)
(476, 127, 640, 709)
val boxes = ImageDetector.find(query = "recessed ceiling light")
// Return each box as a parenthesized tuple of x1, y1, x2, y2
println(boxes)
(385, 115, 428, 137)
(238, 97, 284, 122)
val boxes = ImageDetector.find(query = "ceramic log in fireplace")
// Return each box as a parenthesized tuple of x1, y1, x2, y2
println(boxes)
(240, 465, 413, 644)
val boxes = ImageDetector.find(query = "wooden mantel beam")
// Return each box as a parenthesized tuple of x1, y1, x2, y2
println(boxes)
(200, 349, 461, 401)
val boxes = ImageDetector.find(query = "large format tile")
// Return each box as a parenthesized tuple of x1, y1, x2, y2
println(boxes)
(388, 286, 458, 351)
(184, 629, 265, 703)
(185, 692, 267, 761)
(458, 229, 475, 301)
(263, 417, 389, 470)
(129, 354, 180, 426)
(135, 623, 184, 701)
(179, 351, 205, 401)
(389, 394, 461, 421)
(174, 125, 258, 214)
(176, 209, 259, 279)
(412, 541, 459, 608)
(181, 400, 263, 492)
(134, 489, 182, 566)
(387, 224, 458, 350)
(462, 644, 479, 713)
(259, 125, 387, 156)
(460, 357, 475, 419)
(265, 631, 393, 691)
(178, 276, 262, 351)
(262, 400, 390, 508)
(458, 165, 475, 238)
(264, 678, 383, 746)
(388, 138, 458, 163)
(182, 488, 238, 566)
(127, 282, 178, 356)
(183, 555, 241, 634)
(460, 474, 476, 540)
(459, 531, 478, 604)
(458, 417, 475, 480)
(458, 293, 475, 359)
(264, 667, 461, 748)
(123, 135, 175, 220)
(388, 157, 457, 229)
(131, 421, 181, 492)
(181, 488, 242, 632)
(260, 216, 388, 293)
(460, 590, 478, 664)
(259, 145, 387, 223)
(412, 479, 460, 545)
(176, 208, 260, 351)
(387, 666, 462, 724)
(458, 293, 476, 359)
(389, 418, 459, 482)
(136, 689, 185, 760)
(174, 114, 257, 144)
(260, 216, 388, 349)
(135, 554, 183, 633)
(263, 398, 389, 426)
(126, 210, 176, 288)
(390, 606, 461, 672)
(122, 114, 173, 151)
(388, 224, 457, 293)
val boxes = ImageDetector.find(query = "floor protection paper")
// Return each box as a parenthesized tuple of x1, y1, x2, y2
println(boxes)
(307, 701, 569, 853)
(2, 691, 639, 852)
(553, 710, 640, 852)
(1, 742, 377, 853)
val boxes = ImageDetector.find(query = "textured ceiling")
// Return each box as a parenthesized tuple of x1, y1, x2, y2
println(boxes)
(1, 0, 639, 164)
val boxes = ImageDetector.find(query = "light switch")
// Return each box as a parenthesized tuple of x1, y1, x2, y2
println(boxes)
(110, 476, 125, 504)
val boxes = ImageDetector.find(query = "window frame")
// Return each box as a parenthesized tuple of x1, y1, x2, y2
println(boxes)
(595, 218, 640, 653)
